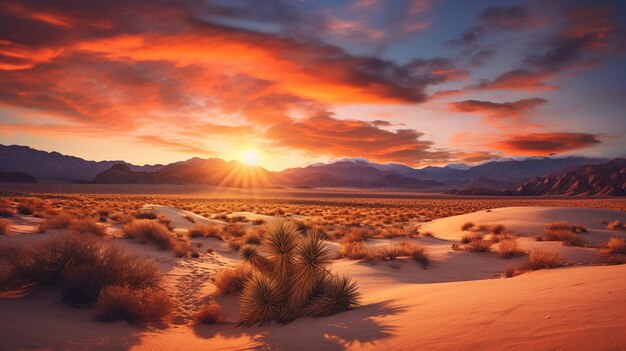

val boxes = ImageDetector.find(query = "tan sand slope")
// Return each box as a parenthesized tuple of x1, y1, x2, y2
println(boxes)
(1, 206, 625, 350)
(420, 206, 626, 244)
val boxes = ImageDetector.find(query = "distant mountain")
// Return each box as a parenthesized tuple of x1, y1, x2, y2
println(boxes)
(512, 158, 626, 196)
(278, 160, 444, 188)
(0, 171, 36, 183)
(0, 145, 163, 181)
(93, 158, 276, 187)
(450, 159, 625, 196)
(0, 144, 613, 190)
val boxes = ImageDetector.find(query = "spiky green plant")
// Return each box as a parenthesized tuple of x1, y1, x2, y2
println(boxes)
(240, 244, 272, 274)
(304, 274, 360, 317)
(262, 219, 300, 294)
(238, 273, 281, 326)
(286, 234, 331, 315)
(238, 219, 360, 325)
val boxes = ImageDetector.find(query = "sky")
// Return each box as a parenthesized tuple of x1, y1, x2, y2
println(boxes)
(0, 0, 624, 171)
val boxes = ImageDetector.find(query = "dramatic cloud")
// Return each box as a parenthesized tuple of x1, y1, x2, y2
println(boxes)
(264, 113, 451, 166)
(494, 133, 602, 154)
(475, 4, 619, 91)
(0, 0, 620, 167)
(450, 98, 547, 128)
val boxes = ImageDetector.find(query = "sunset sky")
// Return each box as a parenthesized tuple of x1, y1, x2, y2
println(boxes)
(0, 0, 624, 171)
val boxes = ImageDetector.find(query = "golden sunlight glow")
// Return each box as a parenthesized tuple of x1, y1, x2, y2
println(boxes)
(243, 149, 259, 165)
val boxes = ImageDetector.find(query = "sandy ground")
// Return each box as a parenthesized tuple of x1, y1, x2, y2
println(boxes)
(1, 206, 625, 350)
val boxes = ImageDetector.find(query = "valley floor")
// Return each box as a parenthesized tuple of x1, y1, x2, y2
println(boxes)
(1, 197, 625, 350)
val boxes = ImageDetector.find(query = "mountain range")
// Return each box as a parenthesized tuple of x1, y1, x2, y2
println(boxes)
(1, 144, 621, 195)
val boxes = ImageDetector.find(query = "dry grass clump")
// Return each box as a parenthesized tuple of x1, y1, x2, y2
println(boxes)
(134, 211, 158, 220)
(70, 218, 106, 236)
(222, 223, 246, 238)
(214, 265, 251, 294)
(94, 285, 172, 323)
(461, 222, 474, 231)
(496, 239, 525, 258)
(42, 211, 76, 230)
(365, 242, 430, 267)
(188, 224, 222, 239)
(0, 233, 163, 308)
(195, 301, 223, 324)
(507, 250, 562, 277)
(340, 227, 370, 243)
(602, 237, 626, 255)
(546, 221, 587, 233)
(172, 239, 194, 258)
(16, 198, 50, 216)
(460, 232, 483, 244)
(465, 239, 492, 252)
(123, 220, 172, 250)
(544, 229, 586, 247)
(490, 224, 505, 235)
(184, 214, 196, 223)
(339, 241, 368, 260)
(0, 219, 10, 235)
(606, 220, 625, 231)
(238, 219, 359, 326)
(0, 203, 15, 217)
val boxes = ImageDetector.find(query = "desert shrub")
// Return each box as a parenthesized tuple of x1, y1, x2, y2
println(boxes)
(188, 224, 222, 239)
(238, 219, 360, 326)
(461, 222, 474, 231)
(544, 229, 586, 247)
(252, 219, 266, 225)
(110, 212, 134, 224)
(16, 198, 49, 216)
(214, 265, 251, 294)
(339, 241, 368, 260)
(340, 227, 371, 243)
(195, 301, 223, 324)
(466, 239, 492, 252)
(460, 232, 483, 244)
(94, 285, 172, 323)
(368, 245, 400, 261)
(245, 232, 262, 245)
(0, 233, 162, 306)
(135, 211, 157, 220)
(43, 211, 76, 230)
(227, 237, 245, 251)
(223, 224, 246, 238)
(70, 218, 106, 236)
(546, 221, 587, 234)
(172, 240, 193, 258)
(607, 220, 625, 231)
(604, 237, 626, 254)
(496, 239, 525, 258)
(184, 215, 196, 223)
(401, 242, 430, 268)
(123, 220, 172, 250)
(521, 250, 562, 271)
(0, 206, 14, 217)
(490, 224, 505, 235)
(0, 219, 10, 235)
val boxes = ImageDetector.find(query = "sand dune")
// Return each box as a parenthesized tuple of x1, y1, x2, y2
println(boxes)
(420, 206, 626, 244)
(1, 206, 625, 350)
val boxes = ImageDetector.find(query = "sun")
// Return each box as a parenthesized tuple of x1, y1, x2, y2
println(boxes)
(243, 149, 259, 165)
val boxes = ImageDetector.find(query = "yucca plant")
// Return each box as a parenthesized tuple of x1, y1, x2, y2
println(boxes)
(240, 244, 272, 274)
(285, 233, 331, 318)
(238, 219, 360, 325)
(304, 274, 360, 317)
(239, 273, 281, 326)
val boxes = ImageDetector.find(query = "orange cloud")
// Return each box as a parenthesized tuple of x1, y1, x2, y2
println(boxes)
(450, 98, 547, 129)
(264, 114, 452, 167)
(494, 132, 602, 155)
